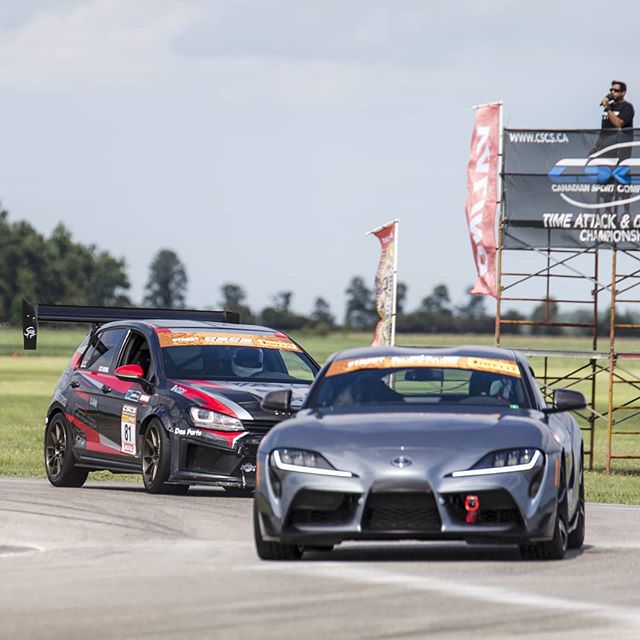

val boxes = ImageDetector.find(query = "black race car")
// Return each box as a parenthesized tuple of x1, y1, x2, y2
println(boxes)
(24, 301, 319, 494)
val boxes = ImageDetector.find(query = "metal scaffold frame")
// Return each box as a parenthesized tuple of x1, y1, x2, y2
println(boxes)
(494, 220, 640, 474)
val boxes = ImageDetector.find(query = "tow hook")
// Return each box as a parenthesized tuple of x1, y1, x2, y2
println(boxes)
(240, 463, 256, 488)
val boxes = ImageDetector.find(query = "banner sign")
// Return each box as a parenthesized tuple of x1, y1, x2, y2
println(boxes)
(370, 220, 398, 347)
(465, 103, 500, 297)
(504, 127, 640, 249)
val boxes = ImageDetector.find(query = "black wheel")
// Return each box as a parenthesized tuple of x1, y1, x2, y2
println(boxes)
(253, 503, 303, 561)
(520, 459, 568, 560)
(44, 414, 88, 488)
(568, 455, 585, 549)
(223, 486, 254, 497)
(141, 419, 174, 494)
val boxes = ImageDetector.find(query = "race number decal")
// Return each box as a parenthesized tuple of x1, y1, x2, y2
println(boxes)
(121, 404, 137, 455)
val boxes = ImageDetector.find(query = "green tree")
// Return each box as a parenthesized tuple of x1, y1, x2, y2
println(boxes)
(260, 291, 307, 331)
(530, 299, 561, 335)
(0, 210, 130, 323)
(344, 276, 376, 330)
(143, 249, 187, 308)
(309, 296, 336, 334)
(219, 283, 254, 322)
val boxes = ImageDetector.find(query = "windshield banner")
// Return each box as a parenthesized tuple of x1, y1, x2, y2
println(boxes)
(369, 220, 398, 347)
(326, 354, 521, 378)
(465, 103, 500, 297)
(504, 127, 640, 249)
(157, 331, 302, 351)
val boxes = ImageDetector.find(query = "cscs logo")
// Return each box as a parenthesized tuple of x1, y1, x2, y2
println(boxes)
(547, 141, 640, 210)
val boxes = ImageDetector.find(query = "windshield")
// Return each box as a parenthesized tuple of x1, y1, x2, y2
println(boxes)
(158, 331, 317, 383)
(311, 355, 529, 409)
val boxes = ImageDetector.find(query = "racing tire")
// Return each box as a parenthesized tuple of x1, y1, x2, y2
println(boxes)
(44, 413, 89, 488)
(223, 486, 255, 497)
(253, 503, 303, 561)
(568, 457, 585, 550)
(141, 419, 175, 494)
(520, 461, 569, 561)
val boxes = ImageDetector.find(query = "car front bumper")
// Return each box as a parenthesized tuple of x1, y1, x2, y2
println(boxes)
(255, 451, 560, 546)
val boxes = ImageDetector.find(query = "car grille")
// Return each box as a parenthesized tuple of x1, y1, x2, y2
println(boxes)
(287, 490, 359, 527)
(362, 492, 442, 532)
(242, 419, 279, 435)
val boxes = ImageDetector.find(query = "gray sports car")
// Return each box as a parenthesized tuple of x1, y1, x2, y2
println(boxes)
(254, 345, 587, 561)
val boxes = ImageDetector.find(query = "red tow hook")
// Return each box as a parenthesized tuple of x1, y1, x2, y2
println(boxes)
(464, 495, 480, 524)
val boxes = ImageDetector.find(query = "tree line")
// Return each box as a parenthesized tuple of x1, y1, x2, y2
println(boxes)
(1, 208, 635, 334)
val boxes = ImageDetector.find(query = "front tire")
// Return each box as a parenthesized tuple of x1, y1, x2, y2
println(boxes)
(253, 503, 303, 561)
(568, 456, 585, 549)
(520, 459, 569, 561)
(44, 414, 88, 488)
(141, 419, 174, 494)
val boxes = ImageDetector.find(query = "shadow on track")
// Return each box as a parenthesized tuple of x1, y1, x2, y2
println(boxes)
(301, 543, 590, 563)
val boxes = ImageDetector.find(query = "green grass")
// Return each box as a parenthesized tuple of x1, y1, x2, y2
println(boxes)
(2, 328, 640, 502)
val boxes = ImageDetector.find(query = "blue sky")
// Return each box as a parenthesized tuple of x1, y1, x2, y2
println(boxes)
(1, 1, 638, 317)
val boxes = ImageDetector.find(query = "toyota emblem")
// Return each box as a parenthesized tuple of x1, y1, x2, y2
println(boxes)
(391, 456, 412, 468)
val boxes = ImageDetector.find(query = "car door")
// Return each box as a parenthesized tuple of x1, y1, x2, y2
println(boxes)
(96, 330, 155, 463)
(80, 327, 129, 461)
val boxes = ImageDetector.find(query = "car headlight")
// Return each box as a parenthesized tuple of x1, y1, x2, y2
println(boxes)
(188, 407, 244, 431)
(270, 448, 353, 477)
(451, 448, 543, 477)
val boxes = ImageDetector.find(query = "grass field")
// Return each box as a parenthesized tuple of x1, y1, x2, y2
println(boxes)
(2, 328, 640, 502)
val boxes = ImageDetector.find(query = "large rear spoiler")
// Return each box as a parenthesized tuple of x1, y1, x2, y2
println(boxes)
(22, 299, 240, 350)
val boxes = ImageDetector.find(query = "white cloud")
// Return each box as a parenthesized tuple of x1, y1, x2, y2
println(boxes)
(0, 0, 199, 87)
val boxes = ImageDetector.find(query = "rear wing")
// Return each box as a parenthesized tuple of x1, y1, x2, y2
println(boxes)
(22, 299, 240, 350)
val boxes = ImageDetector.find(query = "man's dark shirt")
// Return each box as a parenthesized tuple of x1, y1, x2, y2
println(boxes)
(597, 99, 635, 157)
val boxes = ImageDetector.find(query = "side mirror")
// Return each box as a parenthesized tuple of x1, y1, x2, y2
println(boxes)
(261, 389, 293, 413)
(115, 364, 144, 381)
(543, 388, 587, 414)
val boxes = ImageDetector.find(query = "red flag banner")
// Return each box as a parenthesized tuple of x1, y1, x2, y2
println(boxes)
(370, 220, 397, 347)
(465, 103, 500, 297)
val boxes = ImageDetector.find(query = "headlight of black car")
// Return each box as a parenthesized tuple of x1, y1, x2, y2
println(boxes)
(270, 448, 354, 477)
(188, 407, 244, 431)
(451, 448, 543, 477)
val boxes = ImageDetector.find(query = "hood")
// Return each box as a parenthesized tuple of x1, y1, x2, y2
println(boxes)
(262, 408, 551, 477)
(169, 378, 310, 421)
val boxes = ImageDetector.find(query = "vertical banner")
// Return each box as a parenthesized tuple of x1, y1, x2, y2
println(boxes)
(465, 102, 501, 297)
(368, 219, 398, 347)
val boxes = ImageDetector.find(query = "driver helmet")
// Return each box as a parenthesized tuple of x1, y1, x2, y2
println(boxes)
(231, 347, 264, 377)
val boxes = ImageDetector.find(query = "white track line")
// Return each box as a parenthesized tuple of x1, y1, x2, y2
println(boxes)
(250, 562, 640, 631)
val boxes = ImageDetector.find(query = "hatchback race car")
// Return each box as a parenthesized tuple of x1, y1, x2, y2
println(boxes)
(24, 301, 319, 494)
(254, 345, 587, 560)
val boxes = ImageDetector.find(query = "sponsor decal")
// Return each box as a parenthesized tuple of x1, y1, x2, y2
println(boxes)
(24, 326, 36, 339)
(171, 384, 187, 395)
(508, 131, 569, 144)
(326, 355, 521, 378)
(157, 331, 301, 352)
(125, 389, 142, 402)
(53, 391, 68, 408)
(120, 405, 137, 455)
(98, 366, 109, 373)
(174, 427, 203, 437)
(89, 397, 98, 409)
(548, 142, 640, 210)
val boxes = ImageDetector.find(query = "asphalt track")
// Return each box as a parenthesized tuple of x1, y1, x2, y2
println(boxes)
(1, 477, 639, 640)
